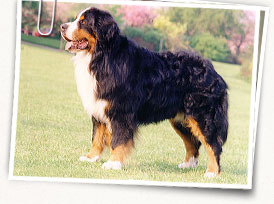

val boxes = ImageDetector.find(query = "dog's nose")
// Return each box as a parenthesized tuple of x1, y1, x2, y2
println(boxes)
(60, 23, 68, 32)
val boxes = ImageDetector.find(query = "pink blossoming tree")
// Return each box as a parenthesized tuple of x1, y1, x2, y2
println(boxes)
(117, 5, 157, 27)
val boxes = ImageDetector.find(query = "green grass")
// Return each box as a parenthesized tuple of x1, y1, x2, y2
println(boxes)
(21, 34, 62, 49)
(13, 43, 251, 185)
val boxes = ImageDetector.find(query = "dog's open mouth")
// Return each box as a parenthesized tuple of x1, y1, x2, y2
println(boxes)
(65, 38, 89, 51)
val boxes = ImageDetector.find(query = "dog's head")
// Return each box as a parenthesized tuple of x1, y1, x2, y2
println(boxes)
(60, 7, 120, 53)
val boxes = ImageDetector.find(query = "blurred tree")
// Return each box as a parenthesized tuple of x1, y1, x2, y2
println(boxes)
(167, 8, 202, 37)
(190, 33, 231, 62)
(45, 3, 76, 38)
(154, 14, 187, 51)
(21, 2, 255, 65)
(118, 5, 156, 27)
(123, 26, 163, 51)
(103, 5, 124, 26)
(165, 8, 255, 63)
(227, 11, 255, 64)
(240, 44, 253, 79)
(22, 1, 39, 34)
(22, 1, 57, 36)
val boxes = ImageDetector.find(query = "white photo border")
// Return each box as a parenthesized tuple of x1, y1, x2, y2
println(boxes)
(9, 0, 270, 190)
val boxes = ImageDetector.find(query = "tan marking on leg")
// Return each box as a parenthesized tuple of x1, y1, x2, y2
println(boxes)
(105, 118, 112, 134)
(104, 124, 112, 148)
(110, 140, 134, 163)
(186, 117, 219, 174)
(101, 139, 134, 170)
(87, 123, 106, 159)
(170, 119, 199, 162)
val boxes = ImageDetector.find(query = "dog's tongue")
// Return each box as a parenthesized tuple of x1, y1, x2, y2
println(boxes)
(65, 41, 73, 51)
(78, 40, 89, 49)
(65, 40, 88, 51)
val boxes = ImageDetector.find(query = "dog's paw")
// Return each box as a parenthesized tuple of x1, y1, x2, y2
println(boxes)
(178, 157, 198, 169)
(102, 160, 122, 170)
(204, 171, 217, 178)
(79, 155, 100, 162)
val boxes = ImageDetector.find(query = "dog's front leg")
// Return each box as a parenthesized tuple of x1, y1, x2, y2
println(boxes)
(80, 117, 107, 162)
(102, 120, 134, 170)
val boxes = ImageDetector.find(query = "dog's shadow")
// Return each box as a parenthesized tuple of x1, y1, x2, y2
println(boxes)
(95, 159, 247, 178)
(136, 160, 207, 174)
(136, 161, 247, 177)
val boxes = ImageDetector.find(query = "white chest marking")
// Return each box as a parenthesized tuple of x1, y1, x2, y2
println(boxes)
(72, 51, 108, 122)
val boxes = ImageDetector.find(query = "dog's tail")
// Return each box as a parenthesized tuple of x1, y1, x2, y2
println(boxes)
(215, 90, 228, 146)
(202, 58, 229, 146)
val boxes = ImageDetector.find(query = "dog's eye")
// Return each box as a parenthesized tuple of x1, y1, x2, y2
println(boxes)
(80, 20, 87, 25)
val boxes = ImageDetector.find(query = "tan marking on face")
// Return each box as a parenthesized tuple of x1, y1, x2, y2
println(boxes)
(186, 116, 220, 174)
(72, 28, 97, 54)
(173, 113, 185, 122)
(80, 15, 85, 21)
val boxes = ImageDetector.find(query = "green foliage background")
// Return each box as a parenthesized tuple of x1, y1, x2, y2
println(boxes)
(190, 34, 231, 62)
(123, 26, 164, 51)
(21, 2, 254, 69)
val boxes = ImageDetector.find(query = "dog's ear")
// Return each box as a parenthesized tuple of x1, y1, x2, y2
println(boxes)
(98, 21, 120, 43)
(85, 8, 120, 44)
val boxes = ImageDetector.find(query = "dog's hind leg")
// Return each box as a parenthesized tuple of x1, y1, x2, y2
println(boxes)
(170, 115, 201, 169)
(80, 117, 108, 162)
(186, 116, 221, 178)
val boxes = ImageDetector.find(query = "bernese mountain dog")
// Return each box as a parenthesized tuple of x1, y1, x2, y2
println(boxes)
(60, 7, 228, 178)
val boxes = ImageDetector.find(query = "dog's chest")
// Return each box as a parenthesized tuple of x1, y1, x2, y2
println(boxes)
(72, 52, 108, 122)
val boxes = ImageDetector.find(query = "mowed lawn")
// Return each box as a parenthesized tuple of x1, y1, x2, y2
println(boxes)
(13, 43, 251, 185)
